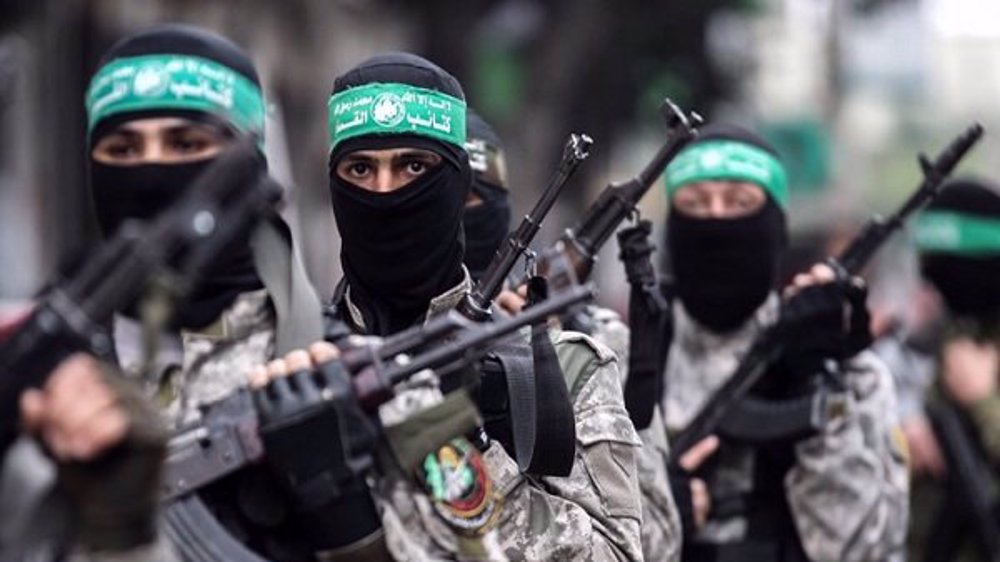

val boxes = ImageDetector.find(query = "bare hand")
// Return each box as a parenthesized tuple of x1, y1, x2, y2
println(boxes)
(784, 263, 837, 298)
(248, 341, 341, 388)
(678, 435, 720, 531)
(496, 289, 527, 315)
(941, 337, 998, 405)
(901, 415, 946, 478)
(20, 354, 129, 461)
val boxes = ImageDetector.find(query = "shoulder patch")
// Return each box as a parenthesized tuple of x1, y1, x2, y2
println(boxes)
(418, 438, 502, 536)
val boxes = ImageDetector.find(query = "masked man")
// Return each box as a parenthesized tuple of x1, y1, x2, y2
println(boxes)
(315, 54, 644, 560)
(661, 124, 908, 561)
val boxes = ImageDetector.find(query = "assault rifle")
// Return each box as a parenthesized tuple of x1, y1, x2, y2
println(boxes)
(0, 136, 278, 456)
(161, 282, 595, 500)
(459, 133, 592, 321)
(160, 283, 594, 562)
(525, 99, 700, 287)
(669, 123, 985, 461)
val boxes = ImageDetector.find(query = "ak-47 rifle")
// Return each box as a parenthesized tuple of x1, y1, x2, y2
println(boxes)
(525, 99, 700, 288)
(669, 124, 985, 461)
(458, 133, 592, 321)
(161, 281, 595, 500)
(160, 284, 594, 562)
(0, 136, 278, 456)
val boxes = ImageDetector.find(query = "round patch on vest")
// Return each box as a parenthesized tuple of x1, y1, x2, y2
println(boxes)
(419, 438, 500, 535)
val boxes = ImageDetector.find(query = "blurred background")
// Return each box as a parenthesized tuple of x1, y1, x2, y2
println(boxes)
(1, 0, 998, 326)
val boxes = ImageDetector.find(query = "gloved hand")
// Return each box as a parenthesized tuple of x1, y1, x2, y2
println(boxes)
(776, 264, 872, 379)
(250, 346, 383, 553)
(20, 354, 167, 552)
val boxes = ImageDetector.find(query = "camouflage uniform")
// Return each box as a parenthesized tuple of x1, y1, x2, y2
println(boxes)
(662, 296, 910, 562)
(589, 305, 683, 562)
(115, 288, 504, 561)
(339, 276, 645, 562)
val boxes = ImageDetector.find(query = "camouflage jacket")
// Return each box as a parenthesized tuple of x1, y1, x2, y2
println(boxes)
(338, 277, 644, 562)
(589, 305, 683, 562)
(662, 297, 910, 562)
(115, 288, 503, 562)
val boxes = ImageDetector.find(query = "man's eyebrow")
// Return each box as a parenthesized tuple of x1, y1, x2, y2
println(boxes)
(342, 153, 375, 163)
(164, 123, 222, 136)
(392, 150, 440, 162)
(105, 128, 143, 140)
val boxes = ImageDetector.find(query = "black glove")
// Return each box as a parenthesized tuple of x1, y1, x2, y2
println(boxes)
(57, 369, 166, 552)
(253, 360, 382, 552)
(775, 277, 872, 380)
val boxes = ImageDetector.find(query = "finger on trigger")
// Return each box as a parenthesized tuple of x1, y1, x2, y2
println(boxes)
(309, 341, 340, 364)
(283, 349, 312, 372)
(266, 358, 289, 382)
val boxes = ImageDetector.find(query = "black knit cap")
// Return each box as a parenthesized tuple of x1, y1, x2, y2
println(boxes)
(467, 108, 503, 151)
(89, 24, 260, 143)
(920, 177, 1000, 321)
(692, 122, 781, 157)
(328, 52, 467, 170)
(466, 107, 507, 192)
(924, 176, 1000, 219)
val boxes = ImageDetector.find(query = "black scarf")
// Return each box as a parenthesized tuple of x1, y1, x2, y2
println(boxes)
(329, 136, 470, 335)
(668, 198, 786, 333)
(463, 179, 511, 282)
(90, 158, 262, 329)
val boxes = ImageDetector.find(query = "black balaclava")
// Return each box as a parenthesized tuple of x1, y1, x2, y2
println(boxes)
(667, 124, 788, 333)
(463, 108, 511, 281)
(328, 53, 471, 335)
(87, 25, 265, 328)
(918, 178, 1000, 333)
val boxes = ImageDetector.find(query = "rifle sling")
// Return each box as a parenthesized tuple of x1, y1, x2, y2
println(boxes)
(251, 216, 324, 355)
(492, 330, 576, 477)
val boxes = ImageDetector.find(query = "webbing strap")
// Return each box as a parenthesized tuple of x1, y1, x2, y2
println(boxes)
(489, 277, 576, 477)
(251, 216, 324, 354)
(618, 221, 671, 430)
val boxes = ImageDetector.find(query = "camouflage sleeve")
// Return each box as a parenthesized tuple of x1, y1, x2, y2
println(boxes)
(588, 308, 683, 561)
(485, 333, 644, 561)
(785, 351, 910, 562)
(967, 393, 1000, 463)
(635, 406, 683, 562)
(375, 371, 506, 561)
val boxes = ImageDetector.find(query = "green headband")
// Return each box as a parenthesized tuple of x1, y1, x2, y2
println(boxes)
(664, 140, 789, 209)
(86, 54, 266, 137)
(914, 211, 1000, 256)
(328, 82, 466, 151)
